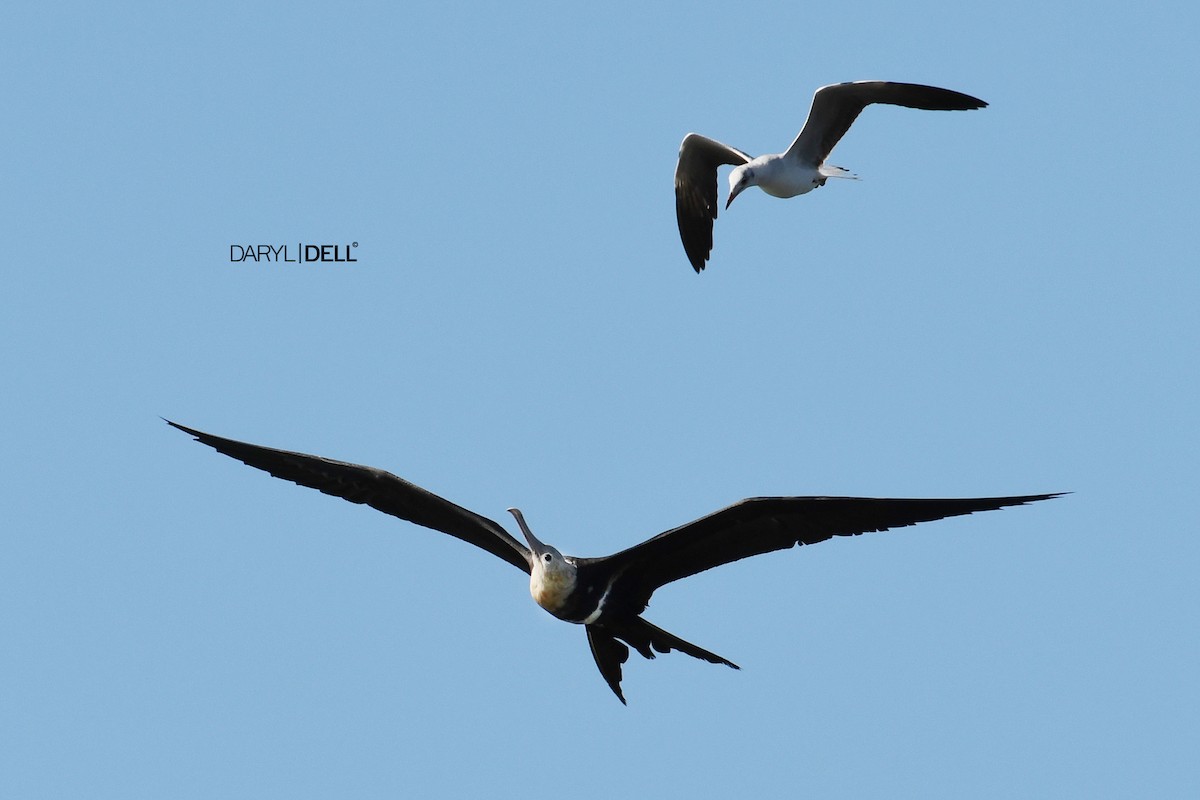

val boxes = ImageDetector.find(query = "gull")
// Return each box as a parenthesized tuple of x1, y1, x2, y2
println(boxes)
(674, 80, 988, 272)
(167, 420, 1057, 704)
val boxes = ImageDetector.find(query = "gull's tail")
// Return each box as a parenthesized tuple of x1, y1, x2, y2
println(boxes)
(818, 163, 859, 180)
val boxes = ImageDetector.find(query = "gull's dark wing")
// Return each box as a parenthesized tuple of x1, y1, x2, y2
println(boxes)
(600, 494, 1060, 611)
(785, 81, 988, 166)
(674, 133, 752, 273)
(166, 420, 532, 573)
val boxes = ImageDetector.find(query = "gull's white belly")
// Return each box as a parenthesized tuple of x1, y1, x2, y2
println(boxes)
(758, 164, 821, 198)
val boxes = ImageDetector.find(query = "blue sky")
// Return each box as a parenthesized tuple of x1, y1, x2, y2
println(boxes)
(3, 1, 1197, 797)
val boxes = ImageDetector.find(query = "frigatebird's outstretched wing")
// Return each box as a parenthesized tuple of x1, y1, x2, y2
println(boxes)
(602, 494, 1061, 611)
(674, 133, 752, 273)
(166, 420, 532, 573)
(784, 81, 988, 167)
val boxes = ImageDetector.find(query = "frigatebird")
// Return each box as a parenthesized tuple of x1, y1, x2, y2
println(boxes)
(674, 80, 988, 272)
(167, 420, 1057, 703)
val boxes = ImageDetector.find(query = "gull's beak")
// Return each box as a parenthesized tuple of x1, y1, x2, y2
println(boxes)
(507, 507, 545, 556)
(726, 184, 745, 210)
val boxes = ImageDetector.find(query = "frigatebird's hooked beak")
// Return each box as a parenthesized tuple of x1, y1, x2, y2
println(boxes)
(506, 507, 546, 559)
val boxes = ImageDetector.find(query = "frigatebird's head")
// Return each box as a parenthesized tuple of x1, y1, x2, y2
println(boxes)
(507, 507, 577, 615)
(727, 164, 757, 209)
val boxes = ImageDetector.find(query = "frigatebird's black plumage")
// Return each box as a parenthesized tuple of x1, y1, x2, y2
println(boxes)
(167, 420, 1060, 704)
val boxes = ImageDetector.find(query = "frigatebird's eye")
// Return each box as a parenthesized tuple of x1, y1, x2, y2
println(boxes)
(543, 553, 553, 562)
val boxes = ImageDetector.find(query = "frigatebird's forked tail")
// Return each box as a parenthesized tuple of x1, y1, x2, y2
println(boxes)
(586, 619, 739, 705)
(167, 419, 1062, 704)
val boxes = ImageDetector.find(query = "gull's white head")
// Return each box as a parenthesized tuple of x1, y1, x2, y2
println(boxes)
(727, 164, 758, 209)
